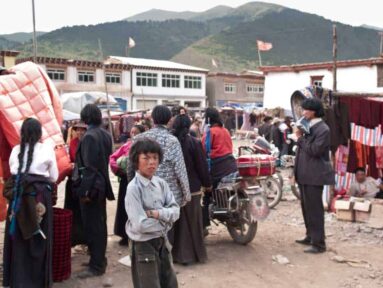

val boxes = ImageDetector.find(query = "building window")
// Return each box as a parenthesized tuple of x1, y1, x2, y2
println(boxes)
(106, 73, 121, 84)
(162, 74, 180, 88)
(136, 100, 158, 110)
(136, 72, 157, 87)
(184, 76, 202, 89)
(311, 75, 324, 87)
(185, 101, 201, 108)
(47, 69, 65, 81)
(162, 100, 180, 107)
(224, 83, 236, 93)
(78, 71, 94, 83)
(246, 84, 264, 93)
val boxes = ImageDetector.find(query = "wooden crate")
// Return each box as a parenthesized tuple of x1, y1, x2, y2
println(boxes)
(354, 200, 371, 223)
(335, 200, 355, 222)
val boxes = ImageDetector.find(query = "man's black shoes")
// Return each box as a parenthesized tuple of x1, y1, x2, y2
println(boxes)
(304, 245, 326, 254)
(295, 237, 311, 246)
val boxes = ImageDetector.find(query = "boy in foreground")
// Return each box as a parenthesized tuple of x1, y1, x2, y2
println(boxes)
(125, 138, 180, 288)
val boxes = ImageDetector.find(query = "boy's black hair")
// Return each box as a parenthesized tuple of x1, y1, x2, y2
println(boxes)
(205, 107, 223, 126)
(301, 98, 325, 117)
(129, 138, 164, 171)
(151, 105, 172, 125)
(354, 167, 366, 174)
(80, 104, 102, 125)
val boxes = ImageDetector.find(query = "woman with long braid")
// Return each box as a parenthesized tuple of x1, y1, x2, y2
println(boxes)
(3, 118, 58, 288)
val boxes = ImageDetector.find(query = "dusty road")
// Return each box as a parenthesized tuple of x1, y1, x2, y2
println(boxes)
(52, 174, 383, 288)
(2, 139, 383, 288)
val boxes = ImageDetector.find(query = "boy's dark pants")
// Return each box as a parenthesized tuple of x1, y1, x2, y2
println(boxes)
(132, 238, 178, 288)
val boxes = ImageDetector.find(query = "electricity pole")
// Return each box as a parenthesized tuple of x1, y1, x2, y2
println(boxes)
(31, 0, 37, 62)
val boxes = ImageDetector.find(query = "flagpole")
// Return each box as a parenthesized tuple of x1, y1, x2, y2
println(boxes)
(31, 0, 37, 62)
(257, 47, 262, 67)
(98, 38, 114, 146)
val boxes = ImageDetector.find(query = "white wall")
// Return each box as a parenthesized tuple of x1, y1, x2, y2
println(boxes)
(132, 68, 206, 97)
(67, 66, 77, 84)
(263, 65, 383, 109)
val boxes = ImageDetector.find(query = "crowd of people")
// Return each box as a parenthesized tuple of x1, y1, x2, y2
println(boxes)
(10, 96, 381, 287)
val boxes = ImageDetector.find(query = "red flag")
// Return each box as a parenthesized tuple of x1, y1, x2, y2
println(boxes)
(257, 40, 273, 51)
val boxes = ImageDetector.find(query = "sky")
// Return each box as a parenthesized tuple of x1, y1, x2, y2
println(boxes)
(1, 0, 382, 34)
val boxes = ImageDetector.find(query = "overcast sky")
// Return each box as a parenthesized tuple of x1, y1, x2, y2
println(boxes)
(1, 0, 382, 34)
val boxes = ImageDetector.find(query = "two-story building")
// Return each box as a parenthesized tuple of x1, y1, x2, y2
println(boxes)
(107, 56, 208, 110)
(260, 57, 383, 109)
(206, 71, 264, 108)
(14, 53, 208, 111)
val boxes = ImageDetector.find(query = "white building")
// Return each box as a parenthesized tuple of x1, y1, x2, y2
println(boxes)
(261, 57, 383, 109)
(107, 56, 208, 110)
(15, 55, 208, 111)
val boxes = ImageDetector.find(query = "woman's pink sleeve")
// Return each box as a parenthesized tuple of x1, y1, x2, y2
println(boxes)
(109, 142, 131, 174)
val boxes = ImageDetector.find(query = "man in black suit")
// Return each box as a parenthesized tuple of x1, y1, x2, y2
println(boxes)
(76, 104, 114, 277)
(294, 98, 335, 254)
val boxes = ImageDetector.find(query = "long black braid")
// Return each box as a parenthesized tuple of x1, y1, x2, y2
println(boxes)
(16, 118, 43, 176)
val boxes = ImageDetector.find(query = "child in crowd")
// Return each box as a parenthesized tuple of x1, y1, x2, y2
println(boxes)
(125, 138, 179, 288)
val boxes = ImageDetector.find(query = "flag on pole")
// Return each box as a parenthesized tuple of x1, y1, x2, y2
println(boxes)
(128, 37, 136, 48)
(257, 40, 273, 51)
(211, 58, 218, 68)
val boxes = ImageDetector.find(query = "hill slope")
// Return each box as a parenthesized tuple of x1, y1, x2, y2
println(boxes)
(125, 9, 197, 22)
(173, 6, 381, 70)
(14, 1, 382, 72)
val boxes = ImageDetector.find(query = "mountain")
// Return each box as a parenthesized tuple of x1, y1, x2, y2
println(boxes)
(14, 1, 382, 72)
(191, 5, 234, 22)
(0, 37, 19, 50)
(173, 4, 381, 70)
(0, 32, 47, 43)
(125, 9, 197, 22)
(361, 24, 383, 31)
(17, 20, 211, 60)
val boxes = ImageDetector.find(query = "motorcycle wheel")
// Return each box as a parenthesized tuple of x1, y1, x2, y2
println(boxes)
(227, 205, 258, 245)
(261, 176, 283, 208)
(273, 172, 284, 188)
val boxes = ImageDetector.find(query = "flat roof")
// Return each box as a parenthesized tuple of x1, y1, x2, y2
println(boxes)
(260, 57, 383, 73)
(108, 56, 208, 73)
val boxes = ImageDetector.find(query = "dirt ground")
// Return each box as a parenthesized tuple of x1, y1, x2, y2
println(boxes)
(51, 176, 383, 288)
(2, 139, 383, 288)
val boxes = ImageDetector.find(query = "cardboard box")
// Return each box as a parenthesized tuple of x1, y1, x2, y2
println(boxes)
(335, 200, 355, 222)
(368, 201, 383, 229)
(353, 200, 371, 223)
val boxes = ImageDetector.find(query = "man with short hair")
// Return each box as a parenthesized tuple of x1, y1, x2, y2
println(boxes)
(76, 104, 114, 278)
(349, 167, 383, 199)
(294, 98, 335, 254)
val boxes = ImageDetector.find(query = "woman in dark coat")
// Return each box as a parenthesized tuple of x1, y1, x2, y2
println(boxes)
(3, 118, 58, 288)
(172, 114, 211, 264)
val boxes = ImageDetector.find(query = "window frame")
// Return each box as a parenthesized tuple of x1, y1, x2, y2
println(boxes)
(105, 72, 121, 84)
(47, 68, 66, 81)
(184, 75, 202, 89)
(78, 70, 95, 83)
(224, 83, 236, 94)
(162, 74, 180, 88)
(136, 72, 158, 87)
